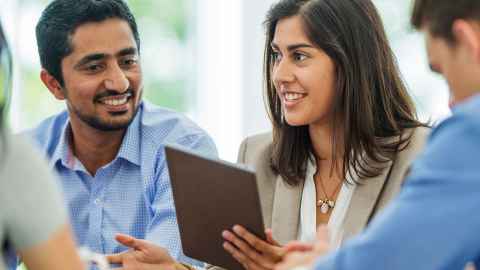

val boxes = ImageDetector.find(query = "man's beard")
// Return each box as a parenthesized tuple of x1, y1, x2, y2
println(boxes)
(68, 89, 141, 131)
(70, 103, 140, 131)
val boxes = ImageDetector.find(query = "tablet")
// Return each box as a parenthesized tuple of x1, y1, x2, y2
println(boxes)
(165, 144, 266, 270)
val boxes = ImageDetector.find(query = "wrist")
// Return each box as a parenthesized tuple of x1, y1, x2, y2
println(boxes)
(174, 262, 196, 270)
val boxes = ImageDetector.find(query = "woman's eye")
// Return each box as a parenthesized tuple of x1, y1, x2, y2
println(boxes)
(294, 53, 307, 62)
(272, 51, 282, 62)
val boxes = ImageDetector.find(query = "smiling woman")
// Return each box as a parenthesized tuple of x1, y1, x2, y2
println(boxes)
(217, 1, 431, 270)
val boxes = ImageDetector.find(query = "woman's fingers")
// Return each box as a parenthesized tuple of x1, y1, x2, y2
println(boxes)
(223, 230, 276, 269)
(223, 241, 268, 270)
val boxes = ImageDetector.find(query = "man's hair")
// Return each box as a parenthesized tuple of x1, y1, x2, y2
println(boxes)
(411, 0, 480, 43)
(35, 0, 140, 86)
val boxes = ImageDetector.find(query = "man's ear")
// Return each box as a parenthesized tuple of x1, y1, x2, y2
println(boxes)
(452, 20, 480, 63)
(40, 69, 66, 100)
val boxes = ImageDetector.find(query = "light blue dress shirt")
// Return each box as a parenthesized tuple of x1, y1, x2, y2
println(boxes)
(22, 101, 217, 269)
(313, 94, 480, 269)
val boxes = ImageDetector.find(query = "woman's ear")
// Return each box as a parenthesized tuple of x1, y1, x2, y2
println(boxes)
(40, 69, 66, 100)
(452, 20, 480, 63)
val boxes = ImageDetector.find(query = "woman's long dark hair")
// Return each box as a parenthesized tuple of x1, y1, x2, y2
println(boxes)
(264, 0, 427, 185)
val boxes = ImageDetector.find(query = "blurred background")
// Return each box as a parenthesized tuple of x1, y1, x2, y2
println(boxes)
(0, 0, 450, 162)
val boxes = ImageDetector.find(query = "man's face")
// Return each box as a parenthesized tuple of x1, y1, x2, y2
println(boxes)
(425, 22, 480, 106)
(60, 18, 143, 131)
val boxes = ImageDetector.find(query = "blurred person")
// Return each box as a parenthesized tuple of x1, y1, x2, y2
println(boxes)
(275, 0, 480, 269)
(105, 0, 430, 269)
(0, 21, 84, 270)
(17, 0, 217, 269)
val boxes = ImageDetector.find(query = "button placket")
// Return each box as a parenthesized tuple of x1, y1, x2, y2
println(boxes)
(86, 169, 106, 253)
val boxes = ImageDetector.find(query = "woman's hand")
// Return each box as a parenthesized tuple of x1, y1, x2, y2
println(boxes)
(222, 225, 286, 270)
(275, 226, 330, 270)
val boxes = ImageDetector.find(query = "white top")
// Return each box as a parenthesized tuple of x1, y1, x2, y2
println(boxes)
(297, 160, 356, 249)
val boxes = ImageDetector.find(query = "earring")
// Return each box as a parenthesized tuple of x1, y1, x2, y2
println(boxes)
(280, 107, 285, 125)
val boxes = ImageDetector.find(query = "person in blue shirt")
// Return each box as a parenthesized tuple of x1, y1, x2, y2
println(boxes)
(18, 0, 217, 269)
(273, 0, 480, 269)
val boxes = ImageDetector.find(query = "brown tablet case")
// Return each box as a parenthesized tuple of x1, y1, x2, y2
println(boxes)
(165, 145, 266, 270)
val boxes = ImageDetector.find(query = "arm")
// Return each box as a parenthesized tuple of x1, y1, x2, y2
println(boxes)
(307, 115, 480, 269)
(19, 224, 84, 270)
(221, 135, 286, 270)
(3, 137, 84, 270)
(237, 137, 248, 164)
(222, 226, 285, 270)
(107, 234, 189, 270)
(145, 134, 218, 266)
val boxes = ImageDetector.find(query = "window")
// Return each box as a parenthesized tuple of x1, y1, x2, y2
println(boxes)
(1, 0, 195, 131)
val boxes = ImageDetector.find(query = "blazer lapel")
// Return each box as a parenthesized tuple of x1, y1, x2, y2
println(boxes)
(341, 161, 393, 242)
(271, 175, 304, 245)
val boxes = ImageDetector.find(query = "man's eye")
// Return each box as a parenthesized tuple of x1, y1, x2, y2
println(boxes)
(122, 59, 137, 66)
(85, 64, 103, 72)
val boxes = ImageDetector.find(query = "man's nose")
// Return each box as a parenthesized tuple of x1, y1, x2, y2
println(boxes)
(104, 64, 130, 92)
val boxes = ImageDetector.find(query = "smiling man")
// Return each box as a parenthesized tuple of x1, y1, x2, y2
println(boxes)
(15, 0, 217, 269)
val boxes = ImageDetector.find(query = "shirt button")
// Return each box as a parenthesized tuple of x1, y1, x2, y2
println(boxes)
(94, 198, 102, 205)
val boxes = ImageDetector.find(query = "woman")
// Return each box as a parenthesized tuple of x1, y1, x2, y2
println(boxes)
(220, 0, 429, 269)
(0, 22, 84, 270)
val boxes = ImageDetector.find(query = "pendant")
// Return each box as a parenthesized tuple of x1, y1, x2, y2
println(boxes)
(317, 199, 335, 214)
(320, 202, 329, 214)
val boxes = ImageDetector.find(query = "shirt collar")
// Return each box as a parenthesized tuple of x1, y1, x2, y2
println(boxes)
(451, 92, 480, 115)
(50, 104, 143, 169)
(50, 119, 75, 169)
(116, 103, 142, 166)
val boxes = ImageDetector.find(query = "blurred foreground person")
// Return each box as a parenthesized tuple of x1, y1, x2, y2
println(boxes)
(0, 21, 84, 270)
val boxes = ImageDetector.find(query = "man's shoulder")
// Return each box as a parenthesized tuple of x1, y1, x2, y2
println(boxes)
(432, 95, 480, 140)
(139, 102, 215, 151)
(415, 97, 480, 172)
(22, 111, 69, 148)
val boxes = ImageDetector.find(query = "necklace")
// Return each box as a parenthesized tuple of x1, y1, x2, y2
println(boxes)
(316, 174, 343, 214)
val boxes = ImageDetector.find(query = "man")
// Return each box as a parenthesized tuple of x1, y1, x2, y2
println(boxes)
(17, 0, 217, 269)
(103, 0, 480, 269)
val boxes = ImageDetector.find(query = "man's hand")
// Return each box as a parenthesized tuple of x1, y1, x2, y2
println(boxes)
(275, 226, 330, 270)
(222, 226, 286, 270)
(107, 234, 181, 270)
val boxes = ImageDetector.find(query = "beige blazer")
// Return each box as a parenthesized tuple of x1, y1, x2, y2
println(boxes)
(236, 127, 430, 245)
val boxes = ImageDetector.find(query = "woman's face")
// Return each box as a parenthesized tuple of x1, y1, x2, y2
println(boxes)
(272, 15, 337, 127)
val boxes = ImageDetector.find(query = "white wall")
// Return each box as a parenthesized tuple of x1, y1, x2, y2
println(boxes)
(194, 0, 274, 161)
